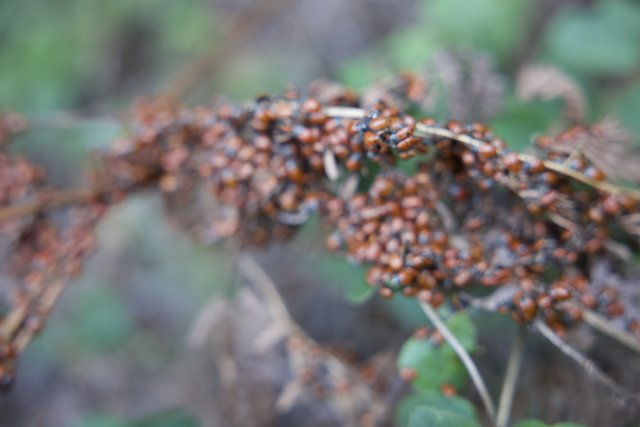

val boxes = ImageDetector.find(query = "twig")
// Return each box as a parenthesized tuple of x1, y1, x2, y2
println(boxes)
(575, 305, 640, 355)
(534, 320, 634, 402)
(0, 189, 96, 223)
(417, 299, 497, 422)
(496, 327, 525, 427)
(323, 106, 640, 201)
(12, 279, 66, 353)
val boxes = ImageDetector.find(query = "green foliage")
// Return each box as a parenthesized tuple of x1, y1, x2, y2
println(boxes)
(67, 284, 134, 353)
(542, 0, 640, 77)
(490, 97, 564, 152)
(611, 82, 640, 141)
(421, 0, 532, 63)
(397, 311, 476, 392)
(130, 409, 200, 427)
(396, 391, 478, 426)
(408, 405, 481, 427)
(0, 0, 217, 111)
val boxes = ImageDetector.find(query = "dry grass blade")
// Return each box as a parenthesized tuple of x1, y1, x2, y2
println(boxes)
(418, 299, 497, 422)
(496, 328, 525, 427)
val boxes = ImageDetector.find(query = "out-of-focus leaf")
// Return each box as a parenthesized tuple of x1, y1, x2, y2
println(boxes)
(422, 0, 532, 62)
(396, 391, 478, 427)
(542, 1, 640, 76)
(513, 421, 548, 427)
(408, 405, 481, 427)
(339, 54, 389, 93)
(489, 96, 563, 152)
(72, 415, 129, 427)
(0, 0, 218, 111)
(132, 409, 200, 427)
(72, 409, 199, 427)
(385, 28, 438, 70)
(611, 83, 640, 143)
(68, 284, 134, 354)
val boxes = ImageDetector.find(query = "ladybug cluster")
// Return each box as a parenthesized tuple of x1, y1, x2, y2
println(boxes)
(0, 120, 104, 392)
(98, 83, 640, 337)
(1, 75, 639, 391)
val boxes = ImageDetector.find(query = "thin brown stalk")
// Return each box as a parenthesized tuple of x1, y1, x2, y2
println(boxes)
(576, 304, 640, 355)
(0, 189, 96, 223)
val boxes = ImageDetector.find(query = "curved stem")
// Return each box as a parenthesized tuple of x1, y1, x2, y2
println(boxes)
(418, 299, 497, 423)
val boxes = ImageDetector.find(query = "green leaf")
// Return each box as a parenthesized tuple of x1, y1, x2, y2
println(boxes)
(489, 97, 563, 152)
(443, 311, 477, 353)
(422, 0, 532, 61)
(610, 82, 640, 142)
(132, 409, 200, 427)
(397, 311, 478, 391)
(72, 415, 129, 427)
(396, 391, 478, 427)
(542, 1, 640, 76)
(397, 337, 467, 392)
(408, 405, 481, 427)
(513, 421, 548, 427)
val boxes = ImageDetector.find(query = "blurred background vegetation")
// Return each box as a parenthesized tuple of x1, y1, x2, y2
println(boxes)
(1, 0, 640, 426)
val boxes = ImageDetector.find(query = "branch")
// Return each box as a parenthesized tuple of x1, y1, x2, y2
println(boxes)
(417, 298, 497, 423)
(324, 106, 640, 201)
(496, 327, 525, 427)
(0, 189, 96, 222)
(576, 304, 640, 355)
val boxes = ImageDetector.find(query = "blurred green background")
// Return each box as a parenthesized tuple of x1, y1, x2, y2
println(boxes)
(1, 0, 640, 426)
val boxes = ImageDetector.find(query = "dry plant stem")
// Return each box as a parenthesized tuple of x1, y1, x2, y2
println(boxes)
(576, 304, 640, 355)
(237, 254, 385, 424)
(4, 104, 637, 225)
(0, 189, 95, 222)
(418, 299, 497, 423)
(323, 106, 640, 201)
(534, 320, 633, 401)
(12, 279, 66, 353)
(496, 327, 525, 427)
